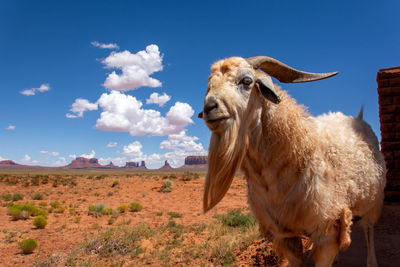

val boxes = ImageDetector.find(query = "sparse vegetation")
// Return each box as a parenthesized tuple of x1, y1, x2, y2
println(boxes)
(160, 179, 173, 193)
(111, 179, 120, 187)
(88, 203, 106, 217)
(129, 202, 143, 212)
(33, 215, 48, 229)
(117, 204, 128, 213)
(167, 211, 183, 218)
(18, 238, 38, 254)
(214, 209, 256, 228)
(32, 192, 44, 200)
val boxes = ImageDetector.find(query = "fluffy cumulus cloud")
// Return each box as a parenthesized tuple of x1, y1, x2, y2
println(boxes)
(122, 141, 143, 159)
(6, 125, 15, 130)
(166, 102, 194, 126)
(21, 154, 31, 162)
(119, 130, 206, 168)
(95, 91, 194, 136)
(146, 92, 171, 107)
(91, 41, 119, 50)
(53, 157, 67, 166)
(98, 157, 127, 167)
(160, 131, 207, 166)
(80, 150, 96, 159)
(40, 151, 60, 157)
(102, 44, 163, 91)
(0, 155, 6, 161)
(20, 83, 50, 96)
(106, 142, 118, 148)
(66, 98, 98, 118)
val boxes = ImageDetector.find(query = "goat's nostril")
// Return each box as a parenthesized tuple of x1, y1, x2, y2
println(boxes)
(204, 101, 218, 114)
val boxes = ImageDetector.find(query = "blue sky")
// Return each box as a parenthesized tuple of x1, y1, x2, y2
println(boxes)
(0, 0, 398, 168)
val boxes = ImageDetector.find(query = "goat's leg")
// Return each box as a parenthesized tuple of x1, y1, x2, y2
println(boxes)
(274, 237, 304, 267)
(362, 224, 378, 267)
(313, 234, 339, 267)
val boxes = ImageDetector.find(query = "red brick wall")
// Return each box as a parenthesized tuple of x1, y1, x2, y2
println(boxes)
(377, 66, 400, 201)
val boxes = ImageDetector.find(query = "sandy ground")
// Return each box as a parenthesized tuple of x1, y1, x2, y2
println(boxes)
(0, 173, 399, 266)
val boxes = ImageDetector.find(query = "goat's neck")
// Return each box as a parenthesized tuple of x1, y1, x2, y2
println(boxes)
(242, 91, 316, 185)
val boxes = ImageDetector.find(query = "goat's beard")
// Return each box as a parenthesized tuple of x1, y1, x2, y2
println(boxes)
(203, 117, 248, 212)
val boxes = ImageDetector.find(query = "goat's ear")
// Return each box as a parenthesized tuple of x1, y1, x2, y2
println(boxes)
(256, 77, 281, 104)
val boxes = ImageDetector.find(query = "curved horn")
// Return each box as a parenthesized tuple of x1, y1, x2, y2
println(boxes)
(246, 56, 338, 83)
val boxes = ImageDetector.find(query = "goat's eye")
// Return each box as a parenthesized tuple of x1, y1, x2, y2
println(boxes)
(241, 77, 253, 86)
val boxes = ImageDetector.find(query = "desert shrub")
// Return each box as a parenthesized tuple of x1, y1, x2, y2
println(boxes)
(103, 208, 114, 215)
(38, 201, 48, 207)
(18, 238, 38, 254)
(214, 209, 256, 228)
(129, 202, 143, 212)
(12, 193, 24, 201)
(88, 203, 106, 217)
(1, 193, 12, 201)
(156, 211, 163, 216)
(167, 211, 183, 218)
(111, 179, 120, 187)
(117, 205, 128, 213)
(35, 208, 48, 217)
(8, 203, 38, 220)
(32, 193, 43, 200)
(50, 200, 61, 209)
(49, 200, 65, 213)
(160, 179, 173, 193)
(107, 218, 115, 225)
(33, 215, 47, 229)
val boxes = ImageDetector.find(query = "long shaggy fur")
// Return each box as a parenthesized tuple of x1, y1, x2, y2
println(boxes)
(202, 57, 386, 266)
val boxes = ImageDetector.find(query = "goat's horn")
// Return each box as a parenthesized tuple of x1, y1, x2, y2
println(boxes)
(246, 56, 338, 83)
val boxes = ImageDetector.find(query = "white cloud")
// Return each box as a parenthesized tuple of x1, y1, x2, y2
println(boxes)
(160, 131, 207, 167)
(95, 91, 194, 136)
(53, 157, 67, 166)
(6, 125, 15, 130)
(122, 141, 143, 159)
(20, 83, 50, 96)
(102, 44, 163, 91)
(146, 92, 171, 107)
(21, 154, 31, 162)
(166, 102, 194, 126)
(80, 150, 96, 159)
(118, 131, 206, 168)
(66, 98, 98, 118)
(0, 156, 6, 161)
(106, 142, 118, 148)
(98, 157, 127, 167)
(40, 151, 59, 157)
(69, 154, 77, 159)
(91, 41, 119, 50)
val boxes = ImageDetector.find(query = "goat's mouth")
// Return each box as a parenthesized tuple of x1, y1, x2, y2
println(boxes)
(205, 116, 230, 124)
(205, 116, 231, 131)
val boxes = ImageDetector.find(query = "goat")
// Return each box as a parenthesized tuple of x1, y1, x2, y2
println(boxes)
(199, 56, 386, 267)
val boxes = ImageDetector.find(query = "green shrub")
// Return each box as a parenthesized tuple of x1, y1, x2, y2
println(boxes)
(33, 215, 47, 229)
(49, 200, 64, 213)
(167, 211, 183, 218)
(111, 179, 120, 187)
(214, 209, 256, 228)
(117, 205, 128, 213)
(12, 193, 24, 201)
(1, 193, 12, 201)
(18, 238, 38, 254)
(38, 201, 47, 207)
(32, 193, 43, 200)
(160, 179, 173, 193)
(88, 203, 106, 217)
(8, 203, 38, 220)
(129, 202, 143, 212)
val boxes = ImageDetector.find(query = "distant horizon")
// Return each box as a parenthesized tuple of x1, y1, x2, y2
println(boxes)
(1, 1, 399, 168)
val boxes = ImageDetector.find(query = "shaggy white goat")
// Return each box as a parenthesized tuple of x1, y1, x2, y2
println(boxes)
(199, 56, 386, 267)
